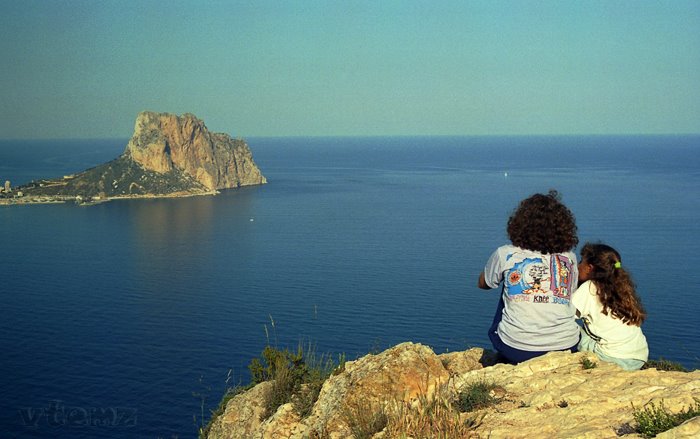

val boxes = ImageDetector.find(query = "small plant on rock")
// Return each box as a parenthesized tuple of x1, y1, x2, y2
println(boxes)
(456, 380, 502, 413)
(248, 342, 345, 420)
(580, 357, 598, 370)
(642, 358, 688, 372)
(633, 398, 700, 438)
(293, 350, 345, 418)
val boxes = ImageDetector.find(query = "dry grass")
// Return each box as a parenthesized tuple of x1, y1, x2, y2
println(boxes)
(342, 400, 388, 439)
(341, 380, 485, 439)
(384, 384, 482, 439)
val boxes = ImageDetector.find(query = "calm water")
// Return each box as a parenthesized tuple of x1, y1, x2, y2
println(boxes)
(1, 136, 698, 438)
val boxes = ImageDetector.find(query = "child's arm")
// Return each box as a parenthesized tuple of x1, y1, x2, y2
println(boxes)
(478, 272, 492, 290)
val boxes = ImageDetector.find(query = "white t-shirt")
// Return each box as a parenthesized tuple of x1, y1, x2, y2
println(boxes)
(483, 245, 580, 351)
(572, 280, 649, 361)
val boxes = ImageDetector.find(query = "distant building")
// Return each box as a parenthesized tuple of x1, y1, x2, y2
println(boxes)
(4, 180, 10, 193)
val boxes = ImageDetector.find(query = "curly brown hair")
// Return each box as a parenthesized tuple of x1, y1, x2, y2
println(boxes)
(507, 190, 578, 254)
(581, 243, 646, 326)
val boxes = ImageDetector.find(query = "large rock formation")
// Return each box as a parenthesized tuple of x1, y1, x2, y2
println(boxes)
(206, 343, 700, 439)
(125, 112, 266, 191)
(19, 111, 266, 201)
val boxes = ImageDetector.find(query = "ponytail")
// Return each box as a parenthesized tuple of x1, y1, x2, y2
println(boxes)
(581, 243, 646, 325)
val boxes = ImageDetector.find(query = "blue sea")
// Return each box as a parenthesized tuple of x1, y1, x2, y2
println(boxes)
(1, 135, 699, 438)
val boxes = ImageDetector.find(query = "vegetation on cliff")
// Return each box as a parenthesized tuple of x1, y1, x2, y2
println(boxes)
(21, 155, 209, 199)
(633, 398, 700, 438)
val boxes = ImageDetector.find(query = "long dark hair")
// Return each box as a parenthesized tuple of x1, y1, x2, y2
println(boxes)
(507, 190, 578, 254)
(581, 243, 646, 326)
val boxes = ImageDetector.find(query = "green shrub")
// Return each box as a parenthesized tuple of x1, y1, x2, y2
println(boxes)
(248, 345, 305, 385)
(642, 358, 688, 372)
(633, 398, 700, 438)
(263, 355, 301, 419)
(247, 343, 344, 420)
(580, 357, 598, 370)
(293, 380, 324, 418)
(456, 380, 502, 412)
(291, 350, 344, 418)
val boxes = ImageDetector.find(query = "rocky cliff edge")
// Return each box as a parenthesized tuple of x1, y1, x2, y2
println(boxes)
(206, 342, 700, 438)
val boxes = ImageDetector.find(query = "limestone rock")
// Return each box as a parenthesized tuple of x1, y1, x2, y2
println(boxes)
(206, 381, 272, 439)
(260, 403, 304, 439)
(304, 342, 451, 438)
(206, 343, 700, 439)
(454, 351, 700, 438)
(438, 347, 497, 376)
(656, 416, 700, 438)
(125, 111, 266, 190)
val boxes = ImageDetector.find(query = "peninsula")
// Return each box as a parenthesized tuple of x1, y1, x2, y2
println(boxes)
(1, 112, 266, 205)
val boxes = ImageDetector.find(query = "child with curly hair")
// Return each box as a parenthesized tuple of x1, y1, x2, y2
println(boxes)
(478, 190, 580, 364)
(572, 243, 648, 370)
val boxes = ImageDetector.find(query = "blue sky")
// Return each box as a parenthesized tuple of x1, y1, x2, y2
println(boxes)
(1, 0, 698, 138)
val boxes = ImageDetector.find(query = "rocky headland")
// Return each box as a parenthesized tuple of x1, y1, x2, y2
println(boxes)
(206, 343, 699, 439)
(5, 112, 266, 205)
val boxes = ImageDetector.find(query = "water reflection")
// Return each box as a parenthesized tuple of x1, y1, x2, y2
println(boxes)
(123, 189, 257, 293)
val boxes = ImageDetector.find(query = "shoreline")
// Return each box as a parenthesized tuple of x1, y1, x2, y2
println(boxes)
(0, 190, 220, 206)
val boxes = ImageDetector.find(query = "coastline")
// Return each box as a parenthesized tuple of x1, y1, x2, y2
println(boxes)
(0, 190, 220, 206)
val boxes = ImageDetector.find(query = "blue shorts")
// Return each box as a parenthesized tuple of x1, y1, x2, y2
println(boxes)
(488, 296, 578, 364)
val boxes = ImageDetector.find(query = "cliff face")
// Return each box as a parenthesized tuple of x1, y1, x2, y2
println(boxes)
(125, 111, 266, 191)
(206, 343, 700, 439)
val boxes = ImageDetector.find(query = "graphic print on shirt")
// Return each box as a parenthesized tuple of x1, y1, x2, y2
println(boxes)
(550, 254, 574, 299)
(504, 257, 549, 296)
(503, 254, 573, 305)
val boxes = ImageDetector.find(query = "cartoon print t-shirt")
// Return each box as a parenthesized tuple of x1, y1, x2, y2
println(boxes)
(483, 245, 580, 351)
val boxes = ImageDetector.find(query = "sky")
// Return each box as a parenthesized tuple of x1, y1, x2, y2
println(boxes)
(1, 0, 699, 139)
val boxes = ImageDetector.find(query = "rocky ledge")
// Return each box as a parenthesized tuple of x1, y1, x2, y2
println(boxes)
(206, 343, 699, 438)
(14, 112, 266, 204)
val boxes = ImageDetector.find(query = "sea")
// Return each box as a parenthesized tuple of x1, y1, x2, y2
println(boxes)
(1, 135, 698, 438)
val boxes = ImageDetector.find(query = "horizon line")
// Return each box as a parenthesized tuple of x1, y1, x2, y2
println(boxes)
(2, 132, 700, 142)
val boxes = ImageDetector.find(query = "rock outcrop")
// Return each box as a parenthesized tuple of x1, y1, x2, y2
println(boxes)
(18, 111, 266, 202)
(206, 343, 700, 439)
(125, 112, 266, 191)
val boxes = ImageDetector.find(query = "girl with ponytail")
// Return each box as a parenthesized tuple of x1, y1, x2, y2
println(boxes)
(572, 243, 648, 370)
